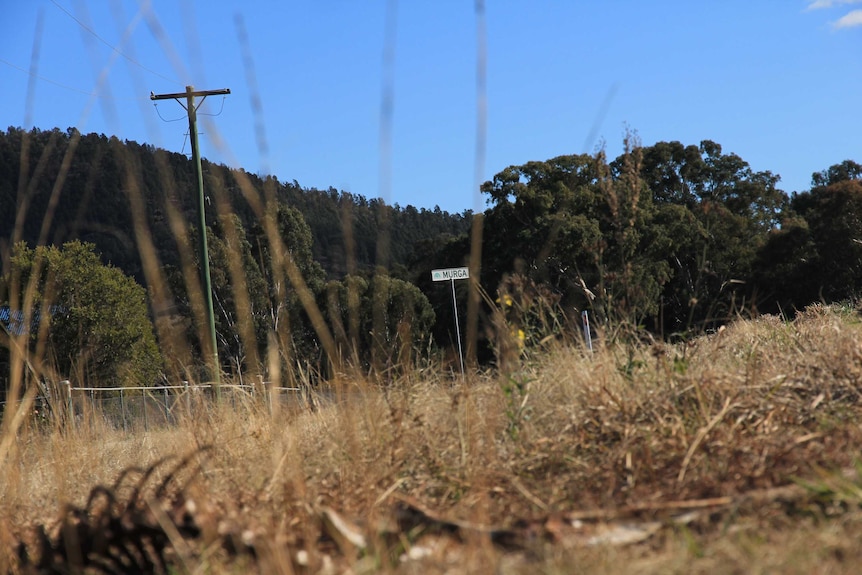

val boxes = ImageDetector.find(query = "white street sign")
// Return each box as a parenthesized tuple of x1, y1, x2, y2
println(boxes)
(431, 267, 469, 282)
(430, 265, 470, 376)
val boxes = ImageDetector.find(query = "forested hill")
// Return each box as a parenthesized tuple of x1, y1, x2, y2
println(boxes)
(4, 124, 862, 347)
(0, 126, 471, 282)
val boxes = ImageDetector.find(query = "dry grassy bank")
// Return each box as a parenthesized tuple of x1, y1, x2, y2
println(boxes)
(4, 304, 862, 573)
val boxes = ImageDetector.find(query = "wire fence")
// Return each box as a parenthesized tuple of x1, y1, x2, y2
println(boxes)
(3, 381, 307, 433)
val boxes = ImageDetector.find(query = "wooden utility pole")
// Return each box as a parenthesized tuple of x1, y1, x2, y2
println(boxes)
(150, 86, 230, 394)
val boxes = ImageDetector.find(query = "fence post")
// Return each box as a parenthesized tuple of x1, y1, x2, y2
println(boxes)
(265, 380, 271, 415)
(120, 389, 128, 432)
(63, 380, 73, 430)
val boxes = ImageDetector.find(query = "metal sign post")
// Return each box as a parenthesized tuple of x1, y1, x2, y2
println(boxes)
(432, 267, 470, 376)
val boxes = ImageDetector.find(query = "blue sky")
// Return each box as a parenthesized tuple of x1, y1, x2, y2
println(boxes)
(2, 1, 860, 215)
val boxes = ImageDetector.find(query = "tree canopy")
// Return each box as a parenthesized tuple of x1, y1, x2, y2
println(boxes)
(2, 241, 162, 387)
(475, 138, 791, 337)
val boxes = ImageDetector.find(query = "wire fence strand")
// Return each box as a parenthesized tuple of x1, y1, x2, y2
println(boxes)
(3, 382, 306, 433)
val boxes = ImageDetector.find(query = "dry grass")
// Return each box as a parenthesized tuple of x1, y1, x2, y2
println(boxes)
(4, 304, 862, 573)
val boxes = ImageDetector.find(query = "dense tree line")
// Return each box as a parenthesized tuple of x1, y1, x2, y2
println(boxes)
(2, 125, 862, 390)
(421, 136, 861, 345)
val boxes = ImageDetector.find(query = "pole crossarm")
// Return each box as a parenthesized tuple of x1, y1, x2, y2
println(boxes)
(150, 87, 230, 100)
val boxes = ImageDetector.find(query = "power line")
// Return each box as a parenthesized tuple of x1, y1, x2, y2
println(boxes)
(153, 95, 225, 124)
(152, 102, 187, 122)
(0, 58, 151, 101)
(49, 0, 181, 87)
(1, 57, 93, 96)
(197, 96, 227, 117)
